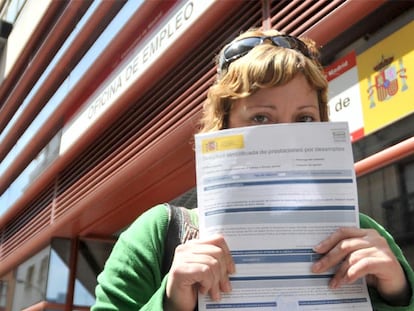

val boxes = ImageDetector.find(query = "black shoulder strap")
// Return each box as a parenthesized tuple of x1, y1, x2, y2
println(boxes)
(161, 203, 199, 276)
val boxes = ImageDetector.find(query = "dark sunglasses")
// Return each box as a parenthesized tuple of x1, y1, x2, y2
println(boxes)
(218, 35, 312, 73)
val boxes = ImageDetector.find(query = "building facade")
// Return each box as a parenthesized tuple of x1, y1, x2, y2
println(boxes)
(0, 0, 413, 310)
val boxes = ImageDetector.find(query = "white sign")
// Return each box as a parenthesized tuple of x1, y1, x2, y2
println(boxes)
(60, 0, 214, 154)
(325, 52, 365, 142)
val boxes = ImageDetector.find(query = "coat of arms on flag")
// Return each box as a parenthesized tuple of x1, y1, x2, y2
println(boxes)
(367, 55, 408, 108)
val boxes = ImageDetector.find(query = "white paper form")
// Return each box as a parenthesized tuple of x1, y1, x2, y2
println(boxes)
(195, 122, 372, 311)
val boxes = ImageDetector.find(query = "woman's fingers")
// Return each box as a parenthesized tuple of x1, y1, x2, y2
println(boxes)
(313, 227, 367, 256)
(311, 227, 410, 305)
(186, 234, 235, 299)
(201, 233, 236, 275)
(166, 234, 235, 310)
(179, 252, 229, 300)
(327, 247, 383, 288)
(312, 227, 381, 274)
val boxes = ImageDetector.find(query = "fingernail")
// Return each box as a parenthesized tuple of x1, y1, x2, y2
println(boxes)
(225, 280, 232, 292)
(213, 292, 221, 301)
(329, 279, 337, 289)
(313, 243, 322, 252)
(312, 262, 321, 273)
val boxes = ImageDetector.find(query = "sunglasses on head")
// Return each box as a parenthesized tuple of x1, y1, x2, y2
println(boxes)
(218, 35, 312, 73)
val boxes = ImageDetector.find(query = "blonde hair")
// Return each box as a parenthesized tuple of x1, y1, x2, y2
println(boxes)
(199, 29, 328, 133)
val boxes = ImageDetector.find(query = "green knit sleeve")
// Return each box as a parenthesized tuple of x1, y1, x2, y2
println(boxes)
(359, 213, 414, 311)
(92, 204, 171, 310)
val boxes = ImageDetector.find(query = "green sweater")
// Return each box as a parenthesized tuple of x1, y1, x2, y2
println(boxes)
(92, 204, 414, 310)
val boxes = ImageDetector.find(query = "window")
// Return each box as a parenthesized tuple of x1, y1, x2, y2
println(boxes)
(74, 238, 115, 307)
(0, 280, 8, 308)
(38, 256, 49, 284)
(13, 247, 49, 310)
(379, 157, 414, 246)
(24, 265, 34, 289)
(0, 0, 26, 23)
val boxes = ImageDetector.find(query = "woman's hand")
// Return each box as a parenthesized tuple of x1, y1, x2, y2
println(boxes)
(312, 227, 411, 306)
(164, 234, 236, 311)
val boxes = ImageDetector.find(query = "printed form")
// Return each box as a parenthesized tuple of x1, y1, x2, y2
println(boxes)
(195, 122, 372, 311)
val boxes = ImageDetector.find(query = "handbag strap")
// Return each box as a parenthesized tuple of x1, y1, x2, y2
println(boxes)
(161, 203, 199, 276)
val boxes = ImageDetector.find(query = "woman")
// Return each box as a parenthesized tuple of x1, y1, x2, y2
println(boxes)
(92, 29, 414, 311)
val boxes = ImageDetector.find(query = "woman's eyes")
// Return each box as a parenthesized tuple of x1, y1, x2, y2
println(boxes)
(297, 115, 316, 122)
(251, 114, 317, 124)
(251, 114, 270, 124)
